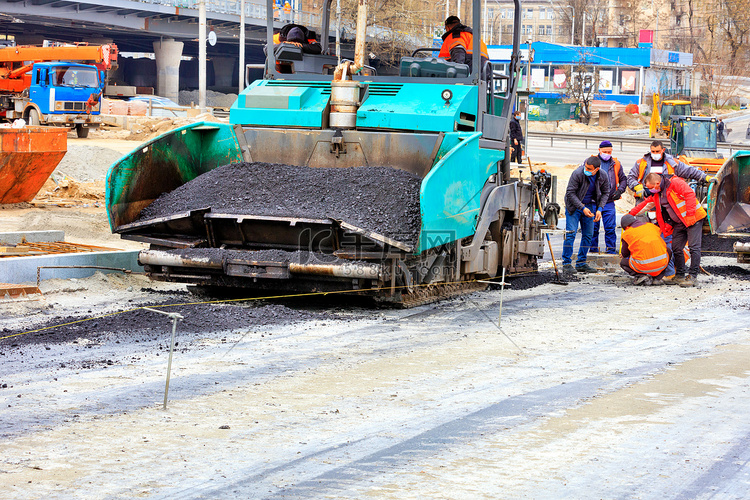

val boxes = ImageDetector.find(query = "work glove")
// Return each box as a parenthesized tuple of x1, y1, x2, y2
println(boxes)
(705, 175, 717, 183)
(642, 187, 652, 197)
(634, 184, 644, 197)
(613, 192, 622, 201)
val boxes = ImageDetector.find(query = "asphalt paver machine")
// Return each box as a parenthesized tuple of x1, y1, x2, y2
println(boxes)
(105, 0, 559, 306)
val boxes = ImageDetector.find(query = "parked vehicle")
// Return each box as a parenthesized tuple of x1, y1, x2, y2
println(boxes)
(0, 44, 118, 137)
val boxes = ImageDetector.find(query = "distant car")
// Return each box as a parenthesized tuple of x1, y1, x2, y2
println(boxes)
(127, 95, 189, 117)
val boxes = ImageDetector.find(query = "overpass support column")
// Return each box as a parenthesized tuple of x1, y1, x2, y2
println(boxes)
(212, 57, 236, 88)
(153, 38, 184, 102)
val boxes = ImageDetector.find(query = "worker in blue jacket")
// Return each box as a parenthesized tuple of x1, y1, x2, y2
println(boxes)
(562, 155, 610, 274)
(589, 140, 627, 254)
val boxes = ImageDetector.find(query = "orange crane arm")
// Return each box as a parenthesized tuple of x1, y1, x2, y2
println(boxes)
(0, 44, 118, 70)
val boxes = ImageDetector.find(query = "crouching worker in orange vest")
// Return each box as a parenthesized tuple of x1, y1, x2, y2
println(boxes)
(619, 213, 672, 286)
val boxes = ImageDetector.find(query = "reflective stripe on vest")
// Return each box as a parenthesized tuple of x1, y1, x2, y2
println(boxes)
(630, 254, 669, 275)
(638, 157, 675, 182)
(667, 188, 707, 226)
(438, 31, 489, 60)
(622, 223, 669, 276)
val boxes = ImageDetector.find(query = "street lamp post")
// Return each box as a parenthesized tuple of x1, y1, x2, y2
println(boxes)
(550, 2, 575, 45)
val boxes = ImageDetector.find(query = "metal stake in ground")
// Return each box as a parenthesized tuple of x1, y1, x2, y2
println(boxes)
(142, 307, 184, 410)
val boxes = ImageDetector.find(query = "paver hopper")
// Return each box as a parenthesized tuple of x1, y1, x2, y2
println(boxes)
(0, 126, 67, 204)
(708, 151, 750, 235)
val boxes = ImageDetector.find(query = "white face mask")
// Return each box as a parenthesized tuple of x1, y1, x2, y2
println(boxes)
(651, 152, 663, 161)
(599, 153, 611, 161)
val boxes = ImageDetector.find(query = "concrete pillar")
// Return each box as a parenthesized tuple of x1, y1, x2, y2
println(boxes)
(153, 38, 183, 101)
(212, 57, 236, 88)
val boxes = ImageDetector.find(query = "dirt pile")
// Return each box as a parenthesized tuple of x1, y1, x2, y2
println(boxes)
(138, 162, 423, 246)
(612, 112, 646, 127)
(179, 90, 238, 108)
(123, 114, 226, 142)
(52, 145, 124, 181)
(35, 178, 105, 201)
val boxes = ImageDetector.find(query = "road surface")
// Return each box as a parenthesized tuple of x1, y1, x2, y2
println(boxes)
(1, 255, 749, 499)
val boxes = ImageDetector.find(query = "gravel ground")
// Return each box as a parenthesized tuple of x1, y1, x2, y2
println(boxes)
(138, 162, 423, 246)
(1, 256, 749, 498)
(52, 145, 124, 182)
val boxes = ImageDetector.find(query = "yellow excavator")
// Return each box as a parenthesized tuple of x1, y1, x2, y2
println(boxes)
(649, 92, 692, 138)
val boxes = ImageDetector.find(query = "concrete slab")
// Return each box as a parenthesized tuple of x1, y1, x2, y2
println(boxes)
(0, 231, 65, 246)
(0, 250, 143, 285)
(587, 252, 621, 270)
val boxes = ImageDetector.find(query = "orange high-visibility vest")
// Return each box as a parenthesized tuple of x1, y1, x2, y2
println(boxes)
(622, 223, 670, 276)
(636, 157, 676, 183)
(667, 187, 707, 227)
(438, 31, 489, 61)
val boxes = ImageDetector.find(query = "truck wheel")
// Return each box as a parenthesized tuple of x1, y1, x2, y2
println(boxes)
(76, 125, 89, 138)
(27, 109, 40, 126)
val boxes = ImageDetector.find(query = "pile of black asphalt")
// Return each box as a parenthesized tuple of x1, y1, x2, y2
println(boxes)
(701, 232, 750, 254)
(0, 299, 348, 348)
(137, 162, 423, 247)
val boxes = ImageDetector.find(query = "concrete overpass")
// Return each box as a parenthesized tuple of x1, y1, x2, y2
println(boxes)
(0, 0, 324, 98)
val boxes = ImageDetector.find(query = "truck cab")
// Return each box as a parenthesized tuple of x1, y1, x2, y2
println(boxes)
(24, 62, 104, 137)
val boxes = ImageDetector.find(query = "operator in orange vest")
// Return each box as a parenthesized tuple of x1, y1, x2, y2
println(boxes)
(589, 140, 627, 255)
(627, 140, 713, 199)
(438, 16, 489, 69)
(630, 172, 715, 287)
(619, 214, 671, 286)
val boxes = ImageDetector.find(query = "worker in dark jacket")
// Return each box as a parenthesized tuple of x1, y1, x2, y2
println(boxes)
(274, 25, 322, 54)
(509, 110, 524, 164)
(562, 155, 610, 274)
(438, 16, 489, 68)
(589, 140, 627, 254)
(619, 213, 671, 285)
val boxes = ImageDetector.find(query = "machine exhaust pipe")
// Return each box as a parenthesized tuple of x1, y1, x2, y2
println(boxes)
(288, 262, 382, 279)
(138, 250, 223, 269)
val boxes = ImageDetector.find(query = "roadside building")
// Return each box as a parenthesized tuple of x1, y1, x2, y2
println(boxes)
(489, 41, 695, 106)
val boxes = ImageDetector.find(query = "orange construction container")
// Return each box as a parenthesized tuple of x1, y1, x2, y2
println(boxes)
(0, 126, 67, 204)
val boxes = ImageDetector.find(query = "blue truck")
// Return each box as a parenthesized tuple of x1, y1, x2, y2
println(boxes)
(1, 57, 105, 138)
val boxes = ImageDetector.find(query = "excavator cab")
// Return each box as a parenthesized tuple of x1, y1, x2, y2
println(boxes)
(669, 116, 720, 159)
(660, 100, 691, 133)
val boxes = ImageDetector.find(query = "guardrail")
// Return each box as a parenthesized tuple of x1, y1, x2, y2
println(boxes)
(139, 0, 322, 26)
(528, 131, 750, 156)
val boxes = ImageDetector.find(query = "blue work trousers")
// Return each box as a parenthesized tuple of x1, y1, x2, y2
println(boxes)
(590, 202, 618, 254)
(562, 203, 596, 266)
(662, 232, 675, 277)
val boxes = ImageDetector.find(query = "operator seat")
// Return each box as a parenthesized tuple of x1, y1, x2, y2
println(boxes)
(399, 57, 470, 78)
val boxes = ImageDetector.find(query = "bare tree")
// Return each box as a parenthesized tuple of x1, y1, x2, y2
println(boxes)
(564, 56, 601, 123)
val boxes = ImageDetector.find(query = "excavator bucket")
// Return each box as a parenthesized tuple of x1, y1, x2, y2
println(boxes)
(708, 151, 750, 234)
(0, 126, 67, 204)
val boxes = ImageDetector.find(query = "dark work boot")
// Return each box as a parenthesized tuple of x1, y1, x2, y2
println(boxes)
(562, 264, 577, 275)
(575, 263, 598, 273)
(679, 275, 697, 287)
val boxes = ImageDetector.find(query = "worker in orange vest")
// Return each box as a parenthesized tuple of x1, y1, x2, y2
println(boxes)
(283, 0, 292, 22)
(438, 16, 489, 68)
(630, 172, 714, 287)
(619, 214, 672, 285)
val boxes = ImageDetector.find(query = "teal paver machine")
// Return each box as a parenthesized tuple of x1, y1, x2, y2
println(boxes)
(106, 0, 559, 306)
